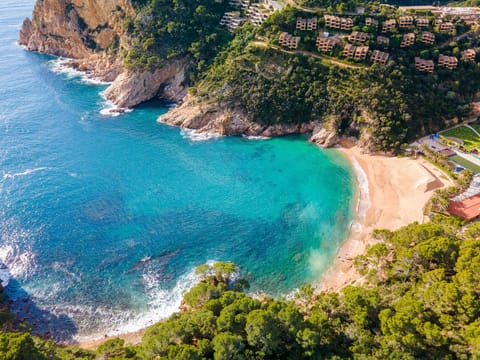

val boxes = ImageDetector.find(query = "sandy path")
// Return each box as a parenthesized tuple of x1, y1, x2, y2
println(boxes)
(318, 140, 454, 292)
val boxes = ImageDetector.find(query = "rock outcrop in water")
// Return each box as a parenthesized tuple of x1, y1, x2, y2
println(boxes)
(158, 96, 337, 144)
(104, 59, 190, 108)
(19, 0, 189, 107)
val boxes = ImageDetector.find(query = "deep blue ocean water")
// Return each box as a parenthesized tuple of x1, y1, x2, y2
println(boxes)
(0, 0, 355, 341)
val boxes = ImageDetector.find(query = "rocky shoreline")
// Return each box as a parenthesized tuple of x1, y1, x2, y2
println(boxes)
(18, 0, 343, 147)
(157, 96, 340, 146)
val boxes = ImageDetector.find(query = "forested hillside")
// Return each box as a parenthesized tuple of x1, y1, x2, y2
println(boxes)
(1, 216, 479, 359)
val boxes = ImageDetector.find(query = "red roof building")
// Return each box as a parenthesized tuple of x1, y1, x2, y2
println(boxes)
(448, 194, 480, 220)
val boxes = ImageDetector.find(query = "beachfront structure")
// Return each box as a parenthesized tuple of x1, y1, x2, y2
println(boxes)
(316, 36, 336, 52)
(415, 57, 434, 72)
(416, 17, 430, 27)
(324, 15, 354, 30)
(354, 46, 369, 60)
(348, 31, 368, 44)
(420, 31, 435, 45)
(448, 194, 480, 221)
(278, 32, 300, 49)
(370, 50, 389, 65)
(439, 22, 455, 32)
(462, 49, 476, 61)
(382, 19, 396, 32)
(365, 17, 378, 28)
(438, 54, 458, 69)
(400, 33, 415, 48)
(399, 16, 414, 28)
(220, 12, 247, 32)
(343, 43, 356, 58)
(377, 35, 390, 46)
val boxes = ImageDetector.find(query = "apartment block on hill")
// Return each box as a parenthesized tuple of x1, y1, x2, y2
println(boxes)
(415, 57, 434, 72)
(420, 31, 435, 45)
(307, 18, 317, 30)
(343, 43, 356, 57)
(247, 3, 272, 26)
(365, 17, 378, 28)
(416, 17, 430, 27)
(382, 19, 396, 32)
(462, 49, 476, 61)
(377, 35, 390, 46)
(278, 32, 300, 49)
(438, 54, 458, 69)
(354, 46, 369, 60)
(348, 31, 368, 44)
(399, 16, 414, 28)
(370, 50, 389, 65)
(229, 0, 250, 10)
(400, 33, 415, 47)
(316, 36, 336, 52)
(296, 17, 317, 30)
(439, 22, 455, 32)
(324, 15, 353, 30)
(220, 12, 247, 32)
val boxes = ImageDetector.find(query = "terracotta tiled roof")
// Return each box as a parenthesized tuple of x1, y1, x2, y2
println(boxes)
(449, 194, 480, 220)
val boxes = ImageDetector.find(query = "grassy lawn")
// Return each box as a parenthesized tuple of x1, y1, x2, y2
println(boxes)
(470, 123, 480, 134)
(442, 126, 480, 151)
(450, 155, 480, 173)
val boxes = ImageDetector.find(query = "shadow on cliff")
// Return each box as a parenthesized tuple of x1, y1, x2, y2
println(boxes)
(4, 278, 78, 344)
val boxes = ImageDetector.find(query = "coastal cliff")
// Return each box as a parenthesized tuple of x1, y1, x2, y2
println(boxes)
(158, 96, 334, 141)
(19, 0, 190, 107)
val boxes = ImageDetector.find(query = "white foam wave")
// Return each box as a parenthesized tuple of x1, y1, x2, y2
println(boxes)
(2, 167, 47, 181)
(0, 262, 11, 287)
(0, 218, 38, 280)
(98, 91, 132, 117)
(73, 267, 200, 342)
(241, 135, 270, 140)
(180, 128, 221, 142)
(350, 157, 370, 221)
(48, 57, 110, 86)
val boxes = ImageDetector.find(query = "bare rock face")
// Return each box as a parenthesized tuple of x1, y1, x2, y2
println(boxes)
(19, 0, 194, 108)
(309, 126, 340, 148)
(159, 97, 319, 137)
(19, 0, 134, 85)
(104, 59, 190, 108)
(19, 0, 133, 59)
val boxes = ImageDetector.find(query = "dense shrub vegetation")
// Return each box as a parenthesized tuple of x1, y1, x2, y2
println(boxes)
(123, 0, 232, 75)
(195, 24, 480, 152)
(1, 217, 480, 359)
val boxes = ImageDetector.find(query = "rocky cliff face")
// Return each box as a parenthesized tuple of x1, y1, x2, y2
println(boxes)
(19, 0, 132, 59)
(104, 59, 190, 108)
(158, 96, 335, 143)
(19, 0, 190, 108)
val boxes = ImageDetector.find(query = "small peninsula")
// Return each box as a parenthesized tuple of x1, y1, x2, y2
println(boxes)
(2, 0, 480, 359)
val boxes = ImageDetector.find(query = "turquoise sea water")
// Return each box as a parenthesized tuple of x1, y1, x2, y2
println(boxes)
(0, 0, 355, 341)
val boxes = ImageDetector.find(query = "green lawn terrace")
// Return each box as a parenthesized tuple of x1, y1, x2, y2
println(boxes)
(442, 125, 480, 151)
(418, 124, 480, 174)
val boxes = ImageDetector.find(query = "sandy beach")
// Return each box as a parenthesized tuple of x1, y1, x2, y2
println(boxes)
(318, 139, 454, 292)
